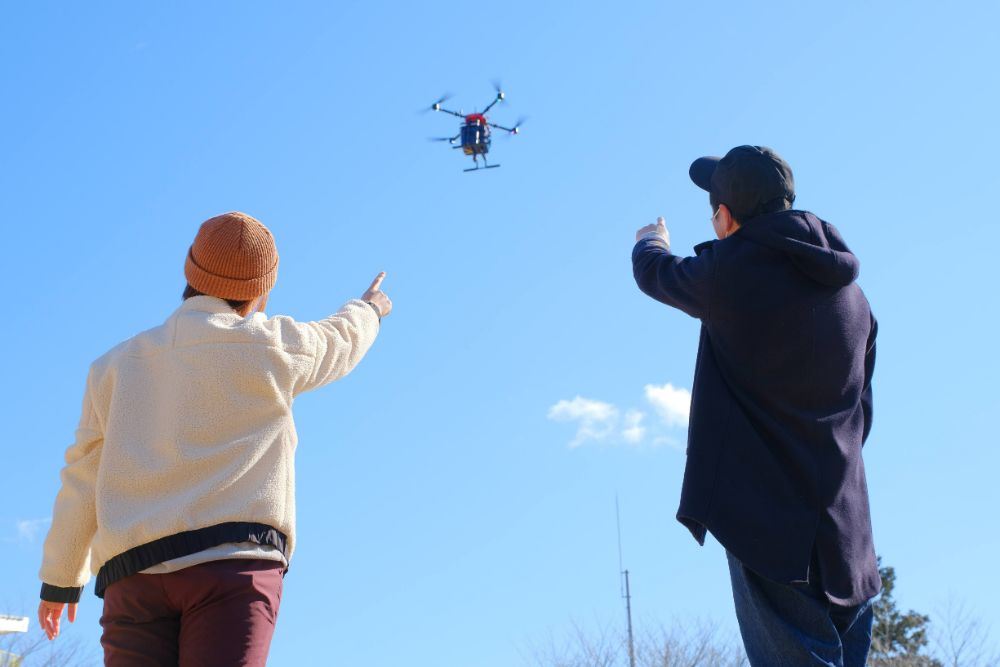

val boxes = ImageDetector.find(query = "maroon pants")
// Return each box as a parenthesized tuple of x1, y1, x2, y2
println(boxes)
(100, 559, 283, 667)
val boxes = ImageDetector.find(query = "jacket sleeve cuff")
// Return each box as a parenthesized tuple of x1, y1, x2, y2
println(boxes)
(40, 583, 83, 603)
(633, 235, 671, 256)
(638, 231, 670, 248)
(363, 300, 382, 322)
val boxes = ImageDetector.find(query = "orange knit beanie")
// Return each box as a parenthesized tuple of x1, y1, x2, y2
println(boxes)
(184, 212, 279, 300)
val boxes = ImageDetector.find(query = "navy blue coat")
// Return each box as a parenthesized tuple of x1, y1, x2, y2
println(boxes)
(633, 210, 879, 606)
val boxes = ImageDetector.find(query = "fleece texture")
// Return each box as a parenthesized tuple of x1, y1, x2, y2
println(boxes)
(40, 296, 379, 591)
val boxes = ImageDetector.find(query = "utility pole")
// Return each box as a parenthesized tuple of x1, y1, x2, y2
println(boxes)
(616, 495, 636, 667)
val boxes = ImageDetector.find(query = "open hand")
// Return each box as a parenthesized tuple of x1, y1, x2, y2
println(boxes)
(38, 600, 76, 640)
(361, 272, 393, 319)
(635, 217, 670, 247)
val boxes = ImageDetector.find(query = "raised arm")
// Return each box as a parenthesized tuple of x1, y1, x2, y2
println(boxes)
(632, 220, 715, 320)
(293, 272, 391, 395)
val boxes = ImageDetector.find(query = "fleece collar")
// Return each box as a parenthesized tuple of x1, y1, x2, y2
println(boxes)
(177, 296, 240, 315)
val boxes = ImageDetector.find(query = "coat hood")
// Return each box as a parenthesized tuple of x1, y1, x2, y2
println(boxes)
(737, 210, 860, 287)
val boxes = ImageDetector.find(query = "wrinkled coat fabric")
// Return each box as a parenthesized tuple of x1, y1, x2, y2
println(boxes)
(632, 210, 879, 606)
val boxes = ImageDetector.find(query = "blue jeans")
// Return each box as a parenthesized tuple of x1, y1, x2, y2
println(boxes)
(727, 552, 874, 667)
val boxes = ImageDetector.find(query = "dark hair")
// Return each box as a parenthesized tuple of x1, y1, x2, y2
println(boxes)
(182, 284, 251, 312)
(710, 192, 793, 223)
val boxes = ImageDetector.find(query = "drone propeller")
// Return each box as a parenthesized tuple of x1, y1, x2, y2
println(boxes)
(420, 93, 452, 114)
(482, 81, 506, 115)
(490, 116, 527, 136)
(428, 136, 457, 143)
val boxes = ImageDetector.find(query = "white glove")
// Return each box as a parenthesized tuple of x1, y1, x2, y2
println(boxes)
(635, 217, 670, 248)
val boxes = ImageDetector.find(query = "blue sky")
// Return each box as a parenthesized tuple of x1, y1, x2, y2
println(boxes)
(2, 1, 999, 664)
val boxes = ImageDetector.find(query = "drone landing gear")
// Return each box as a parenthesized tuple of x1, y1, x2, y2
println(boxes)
(464, 164, 500, 172)
(465, 153, 500, 172)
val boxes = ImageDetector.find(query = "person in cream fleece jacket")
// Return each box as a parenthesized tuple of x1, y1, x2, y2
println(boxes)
(37, 212, 391, 666)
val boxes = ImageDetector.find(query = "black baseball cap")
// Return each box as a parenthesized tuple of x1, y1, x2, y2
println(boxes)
(689, 145, 795, 220)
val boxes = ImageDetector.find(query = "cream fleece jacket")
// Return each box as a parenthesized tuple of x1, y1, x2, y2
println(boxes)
(39, 296, 380, 591)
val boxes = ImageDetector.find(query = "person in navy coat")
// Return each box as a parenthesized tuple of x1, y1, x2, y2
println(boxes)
(632, 146, 879, 667)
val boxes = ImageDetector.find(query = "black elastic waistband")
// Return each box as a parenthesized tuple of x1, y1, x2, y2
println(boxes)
(95, 522, 287, 598)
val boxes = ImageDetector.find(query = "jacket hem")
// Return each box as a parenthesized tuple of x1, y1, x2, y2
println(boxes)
(94, 522, 287, 598)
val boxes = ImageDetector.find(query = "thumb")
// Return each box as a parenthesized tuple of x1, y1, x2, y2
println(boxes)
(68, 603, 77, 623)
(656, 217, 666, 228)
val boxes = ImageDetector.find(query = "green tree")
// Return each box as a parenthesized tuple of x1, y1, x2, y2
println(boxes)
(870, 557, 942, 667)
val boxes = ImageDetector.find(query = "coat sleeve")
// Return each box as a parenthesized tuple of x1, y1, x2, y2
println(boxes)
(39, 373, 103, 603)
(293, 299, 381, 395)
(861, 313, 877, 446)
(632, 237, 715, 320)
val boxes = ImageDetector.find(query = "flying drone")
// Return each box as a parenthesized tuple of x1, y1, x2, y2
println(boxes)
(427, 85, 524, 172)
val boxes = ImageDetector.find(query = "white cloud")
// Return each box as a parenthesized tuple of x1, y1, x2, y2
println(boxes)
(549, 383, 691, 449)
(16, 517, 51, 544)
(547, 396, 619, 447)
(653, 435, 684, 450)
(622, 410, 646, 444)
(644, 383, 692, 428)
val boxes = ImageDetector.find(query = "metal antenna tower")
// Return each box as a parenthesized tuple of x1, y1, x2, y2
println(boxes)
(616, 495, 636, 667)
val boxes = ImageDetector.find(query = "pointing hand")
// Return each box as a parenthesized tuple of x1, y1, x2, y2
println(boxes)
(635, 217, 670, 247)
(361, 272, 393, 319)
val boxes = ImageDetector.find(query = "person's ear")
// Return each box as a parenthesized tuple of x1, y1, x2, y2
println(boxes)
(718, 204, 740, 237)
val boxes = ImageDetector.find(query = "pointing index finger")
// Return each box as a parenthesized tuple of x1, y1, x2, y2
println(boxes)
(368, 272, 386, 292)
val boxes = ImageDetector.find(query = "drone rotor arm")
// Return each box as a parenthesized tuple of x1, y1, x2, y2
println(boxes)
(429, 132, 462, 144)
(434, 106, 466, 118)
(481, 95, 503, 115)
(482, 80, 505, 115)
(489, 114, 526, 135)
